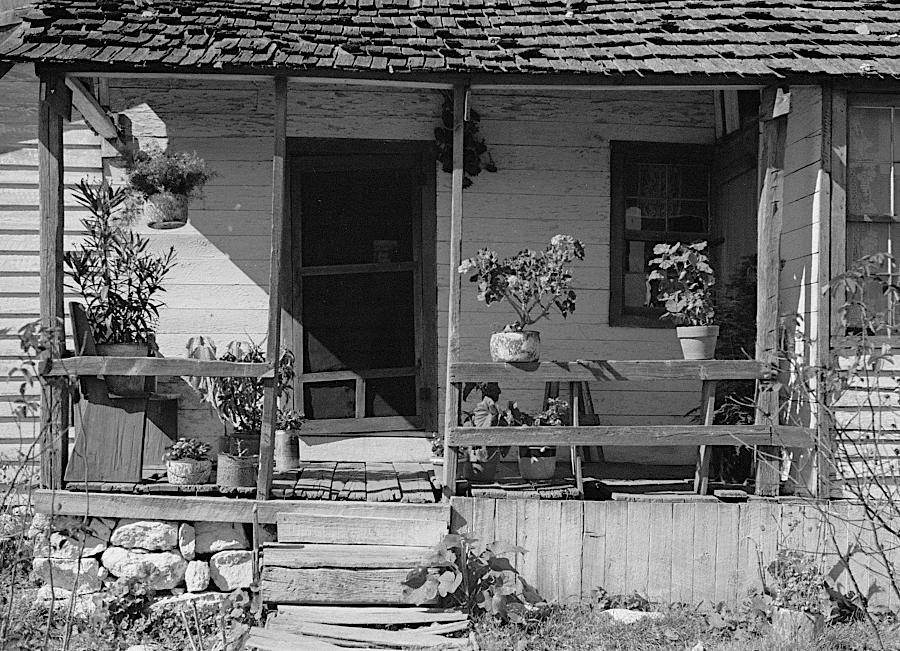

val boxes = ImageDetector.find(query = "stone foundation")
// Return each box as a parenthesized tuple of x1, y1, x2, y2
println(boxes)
(30, 515, 258, 611)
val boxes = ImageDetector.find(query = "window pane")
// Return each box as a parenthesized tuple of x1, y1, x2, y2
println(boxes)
(848, 162, 892, 216)
(849, 107, 891, 162)
(679, 165, 710, 200)
(303, 380, 355, 420)
(668, 201, 707, 233)
(366, 377, 417, 417)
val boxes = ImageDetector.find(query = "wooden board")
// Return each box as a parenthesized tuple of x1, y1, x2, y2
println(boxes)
(261, 567, 425, 605)
(263, 544, 432, 569)
(42, 356, 273, 378)
(247, 627, 375, 651)
(334, 462, 366, 501)
(449, 360, 771, 383)
(366, 462, 403, 502)
(294, 462, 337, 500)
(275, 606, 467, 625)
(393, 462, 436, 503)
(267, 616, 465, 648)
(276, 514, 447, 547)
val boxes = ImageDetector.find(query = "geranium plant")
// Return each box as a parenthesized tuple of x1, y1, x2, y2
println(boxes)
(459, 235, 585, 332)
(64, 180, 176, 345)
(647, 241, 716, 326)
(163, 438, 211, 462)
(402, 533, 545, 623)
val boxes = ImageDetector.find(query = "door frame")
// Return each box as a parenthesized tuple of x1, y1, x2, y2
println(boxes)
(284, 138, 438, 436)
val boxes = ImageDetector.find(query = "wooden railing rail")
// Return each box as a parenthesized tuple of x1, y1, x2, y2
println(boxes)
(40, 356, 274, 378)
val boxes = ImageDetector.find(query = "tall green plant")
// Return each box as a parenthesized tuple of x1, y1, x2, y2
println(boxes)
(64, 181, 176, 345)
(648, 241, 716, 326)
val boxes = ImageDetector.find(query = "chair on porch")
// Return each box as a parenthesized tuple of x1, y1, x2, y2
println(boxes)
(64, 302, 178, 484)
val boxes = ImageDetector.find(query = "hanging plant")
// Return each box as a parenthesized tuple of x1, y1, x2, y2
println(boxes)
(434, 90, 497, 188)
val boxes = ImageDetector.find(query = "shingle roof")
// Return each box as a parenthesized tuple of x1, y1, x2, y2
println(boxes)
(2, 1, 900, 79)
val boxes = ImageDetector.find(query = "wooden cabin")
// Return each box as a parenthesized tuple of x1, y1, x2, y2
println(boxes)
(0, 1, 898, 608)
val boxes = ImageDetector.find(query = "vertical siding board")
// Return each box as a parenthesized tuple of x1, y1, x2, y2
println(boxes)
(494, 498, 518, 565)
(582, 502, 607, 598)
(604, 502, 628, 595)
(648, 502, 673, 602)
(692, 502, 718, 603)
(471, 498, 497, 553)
(537, 501, 563, 601)
(450, 496, 474, 536)
(625, 501, 652, 598)
(670, 502, 695, 604)
(714, 503, 740, 604)
(736, 503, 751, 600)
(558, 501, 584, 602)
(517, 499, 540, 589)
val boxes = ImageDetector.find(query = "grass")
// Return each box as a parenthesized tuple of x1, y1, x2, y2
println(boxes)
(471, 603, 900, 651)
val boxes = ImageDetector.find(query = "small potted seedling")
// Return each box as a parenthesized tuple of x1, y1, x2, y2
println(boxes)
(459, 235, 585, 362)
(648, 241, 718, 359)
(164, 438, 212, 485)
(517, 398, 568, 482)
(125, 147, 212, 229)
(217, 438, 258, 489)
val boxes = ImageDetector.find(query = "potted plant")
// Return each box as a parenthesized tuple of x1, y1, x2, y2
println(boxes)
(163, 438, 212, 485)
(429, 433, 444, 489)
(64, 181, 176, 396)
(648, 241, 718, 360)
(517, 398, 568, 482)
(275, 409, 305, 472)
(764, 549, 827, 643)
(217, 438, 258, 489)
(459, 382, 509, 484)
(125, 147, 212, 229)
(459, 235, 585, 362)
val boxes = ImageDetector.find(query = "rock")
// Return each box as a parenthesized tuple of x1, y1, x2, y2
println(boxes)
(36, 586, 101, 618)
(89, 518, 115, 542)
(111, 520, 178, 551)
(185, 560, 210, 592)
(125, 646, 163, 651)
(602, 609, 665, 624)
(209, 550, 253, 590)
(32, 557, 103, 592)
(179, 523, 196, 560)
(101, 546, 187, 591)
(195, 522, 249, 554)
(152, 591, 230, 614)
(28, 514, 86, 540)
(33, 531, 106, 559)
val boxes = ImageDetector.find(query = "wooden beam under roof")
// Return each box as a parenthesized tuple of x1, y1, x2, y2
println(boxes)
(64, 75, 127, 154)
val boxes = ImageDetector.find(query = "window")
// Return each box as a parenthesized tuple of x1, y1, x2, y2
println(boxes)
(609, 142, 713, 327)
(846, 95, 900, 333)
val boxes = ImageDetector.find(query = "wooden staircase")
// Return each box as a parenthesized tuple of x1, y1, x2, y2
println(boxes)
(260, 502, 450, 606)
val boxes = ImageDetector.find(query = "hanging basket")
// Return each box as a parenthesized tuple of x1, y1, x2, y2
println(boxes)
(144, 192, 189, 229)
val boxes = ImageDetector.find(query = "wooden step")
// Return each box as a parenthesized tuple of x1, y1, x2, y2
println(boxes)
(266, 614, 467, 648)
(261, 567, 423, 605)
(276, 513, 448, 547)
(272, 500, 448, 520)
(275, 605, 467, 625)
(263, 543, 433, 569)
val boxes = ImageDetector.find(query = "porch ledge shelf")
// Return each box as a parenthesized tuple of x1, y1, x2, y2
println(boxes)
(446, 425, 814, 448)
(40, 356, 274, 378)
(448, 359, 773, 383)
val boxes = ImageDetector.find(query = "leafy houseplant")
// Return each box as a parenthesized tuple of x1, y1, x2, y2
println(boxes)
(163, 437, 212, 485)
(275, 408, 305, 472)
(517, 398, 569, 482)
(64, 181, 176, 395)
(125, 147, 212, 229)
(647, 241, 718, 359)
(763, 549, 827, 642)
(459, 235, 585, 362)
(402, 534, 545, 622)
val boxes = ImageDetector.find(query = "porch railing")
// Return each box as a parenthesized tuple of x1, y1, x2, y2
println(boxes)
(443, 359, 815, 497)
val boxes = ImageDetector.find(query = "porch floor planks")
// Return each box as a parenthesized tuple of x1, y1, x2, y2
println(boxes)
(366, 462, 403, 502)
(393, 462, 435, 503)
(295, 462, 338, 500)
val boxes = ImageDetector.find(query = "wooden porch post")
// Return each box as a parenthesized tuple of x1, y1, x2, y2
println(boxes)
(257, 76, 288, 500)
(755, 86, 788, 496)
(442, 84, 467, 498)
(38, 72, 71, 489)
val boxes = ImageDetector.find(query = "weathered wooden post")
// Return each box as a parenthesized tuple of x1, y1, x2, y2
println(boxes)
(755, 86, 789, 496)
(442, 84, 467, 498)
(257, 75, 288, 500)
(38, 71, 71, 489)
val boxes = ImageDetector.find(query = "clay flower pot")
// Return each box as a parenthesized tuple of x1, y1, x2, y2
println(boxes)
(166, 458, 212, 485)
(676, 325, 719, 360)
(518, 446, 557, 481)
(95, 342, 150, 396)
(490, 331, 541, 363)
(144, 192, 189, 229)
(463, 447, 503, 484)
(217, 453, 258, 488)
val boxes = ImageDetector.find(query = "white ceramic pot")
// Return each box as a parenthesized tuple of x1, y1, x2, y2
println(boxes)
(489, 331, 541, 363)
(95, 342, 150, 396)
(274, 429, 299, 472)
(676, 325, 719, 360)
(166, 458, 212, 485)
(144, 192, 189, 229)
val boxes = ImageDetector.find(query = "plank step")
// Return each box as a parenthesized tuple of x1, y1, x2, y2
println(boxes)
(261, 567, 426, 605)
(275, 605, 468, 625)
(266, 614, 467, 648)
(276, 513, 448, 547)
(263, 543, 433, 569)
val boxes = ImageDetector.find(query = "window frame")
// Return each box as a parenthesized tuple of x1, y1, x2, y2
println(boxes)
(609, 141, 715, 328)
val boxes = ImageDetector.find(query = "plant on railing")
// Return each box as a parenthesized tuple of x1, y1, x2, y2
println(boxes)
(648, 241, 716, 326)
(64, 181, 176, 346)
(434, 90, 497, 189)
(402, 533, 545, 623)
(163, 438, 211, 462)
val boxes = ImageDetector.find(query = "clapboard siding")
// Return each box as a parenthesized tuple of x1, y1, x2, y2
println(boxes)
(104, 78, 716, 465)
(455, 496, 900, 610)
(0, 64, 104, 462)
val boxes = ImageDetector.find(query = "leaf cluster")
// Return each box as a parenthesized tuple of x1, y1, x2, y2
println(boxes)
(763, 549, 827, 614)
(402, 533, 545, 623)
(64, 181, 176, 345)
(459, 235, 586, 332)
(8, 320, 68, 420)
(648, 241, 716, 326)
(125, 147, 212, 198)
(163, 437, 211, 462)
(434, 90, 497, 189)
